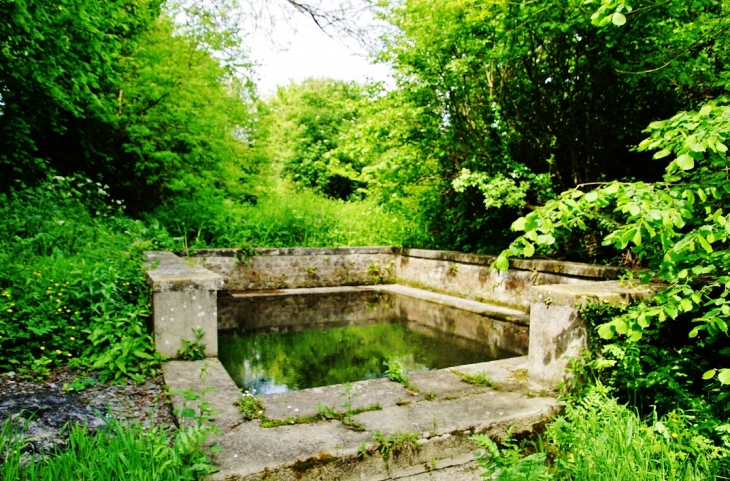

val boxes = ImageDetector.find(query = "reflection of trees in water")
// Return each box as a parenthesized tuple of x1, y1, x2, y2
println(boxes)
(219, 321, 514, 393)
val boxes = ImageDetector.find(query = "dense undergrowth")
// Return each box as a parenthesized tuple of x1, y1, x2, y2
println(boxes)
(0, 177, 173, 382)
(151, 181, 420, 249)
(1, 416, 213, 481)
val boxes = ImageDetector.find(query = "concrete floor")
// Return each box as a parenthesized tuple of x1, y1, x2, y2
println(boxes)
(163, 357, 558, 480)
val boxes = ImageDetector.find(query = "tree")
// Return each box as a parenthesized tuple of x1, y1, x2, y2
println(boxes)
(0, 0, 161, 189)
(260, 78, 368, 200)
(369, 0, 729, 252)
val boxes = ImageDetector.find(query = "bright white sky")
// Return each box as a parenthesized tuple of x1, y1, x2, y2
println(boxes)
(247, 3, 393, 96)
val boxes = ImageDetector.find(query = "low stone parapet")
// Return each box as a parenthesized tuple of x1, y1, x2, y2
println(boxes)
(145, 252, 224, 358)
(527, 281, 659, 387)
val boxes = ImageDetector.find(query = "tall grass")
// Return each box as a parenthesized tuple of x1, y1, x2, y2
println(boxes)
(1, 418, 188, 480)
(473, 386, 730, 480)
(547, 387, 729, 480)
(152, 182, 421, 249)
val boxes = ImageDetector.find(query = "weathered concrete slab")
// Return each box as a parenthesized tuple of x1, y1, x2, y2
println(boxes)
(408, 369, 487, 399)
(261, 378, 418, 421)
(162, 359, 242, 433)
(352, 390, 558, 441)
(409, 356, 546, 399)
(394, 461, 482, 480)
(209, 419, 373, 480)
(208, 387, 558, 481)
(146, 251, 225, 292)
(164, 358, 559, 481)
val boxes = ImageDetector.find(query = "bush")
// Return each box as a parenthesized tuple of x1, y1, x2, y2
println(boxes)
(0, 177, 173, 382)
(1, 415, 215, 480)
(152, 182, 418, 249)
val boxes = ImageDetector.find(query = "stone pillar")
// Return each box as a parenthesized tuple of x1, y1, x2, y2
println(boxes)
(146, 252, 224, 359)
(528, 281, 656, 388)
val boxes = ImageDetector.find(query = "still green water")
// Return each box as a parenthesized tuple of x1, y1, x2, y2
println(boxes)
(219, 321, 513, 394)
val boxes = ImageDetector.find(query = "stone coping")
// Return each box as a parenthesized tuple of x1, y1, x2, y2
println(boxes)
(184, 246, 399, 257)
(531, 280, 661, 307)
(145, 251, 224, 292)
(183, 247, 620, 279)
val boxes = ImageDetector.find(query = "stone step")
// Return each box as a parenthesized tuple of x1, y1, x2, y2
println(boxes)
(163, 358, 558, 481)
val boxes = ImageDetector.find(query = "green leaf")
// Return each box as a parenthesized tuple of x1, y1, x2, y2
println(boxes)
(697, 233, 713, 253)
(676, 154, 695, 170)
(612, 12, 626, 26)
(699, 105, 713, 116)
(584, 190, 599, 202)
(703, 369, 716, 380)
(653, 149, 672, 159)
(522, 242, 535, 257)
(597, 323, 615, 340)
(718, 369, 730, 385)
(511, 217, 526, 231)
(493, 254, 509, 271)
(181, 408, 197, 418)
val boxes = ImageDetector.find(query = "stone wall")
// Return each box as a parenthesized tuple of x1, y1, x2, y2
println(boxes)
(394, 294, 528, 356)
(189, 247, 619, 311)
(218, 288, 395, 332)
(191, 247, 398, 291)
(396, 249, 619, 311)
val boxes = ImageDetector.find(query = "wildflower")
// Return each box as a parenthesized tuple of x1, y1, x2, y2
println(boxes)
(70, 337, 75, 341)
(40, 346, 45, 350)
(71, 326, 76, 330)
(67, 353, 72, 357)
(672, 433, 678, 438)
(6, 309, 11, 313)
(57, 308, 62, 312)
(56, 350, 61, 354)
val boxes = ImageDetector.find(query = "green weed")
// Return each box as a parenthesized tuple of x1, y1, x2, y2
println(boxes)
(453, 370, 501, 390)
(178, 327, 207, 361)
(236, 390, 264, 421)
(372, 429, 420, 461)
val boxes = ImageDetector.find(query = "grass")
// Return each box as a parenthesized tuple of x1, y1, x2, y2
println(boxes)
(472, 386, 730, 480)
(452, 370, 502, 390)
(1, 416, 215, 480)
(152, 181, 418, 249)
(547, 388, 730, 480)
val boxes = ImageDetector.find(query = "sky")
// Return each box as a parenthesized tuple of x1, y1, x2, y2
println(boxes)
(246, 2, 393, 96)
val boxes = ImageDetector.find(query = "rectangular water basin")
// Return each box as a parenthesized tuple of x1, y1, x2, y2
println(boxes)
(217, 286, 528, 394)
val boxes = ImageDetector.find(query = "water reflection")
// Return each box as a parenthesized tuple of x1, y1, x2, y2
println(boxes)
(219, 320, 514, 394)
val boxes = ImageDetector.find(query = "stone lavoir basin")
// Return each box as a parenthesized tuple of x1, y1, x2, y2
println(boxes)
(148, 247, 654, 480)
(217, 286, 528, 394)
